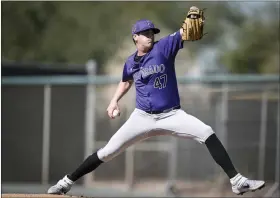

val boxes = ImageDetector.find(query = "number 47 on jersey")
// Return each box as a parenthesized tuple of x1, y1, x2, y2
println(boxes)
(154, 74, 167, 89)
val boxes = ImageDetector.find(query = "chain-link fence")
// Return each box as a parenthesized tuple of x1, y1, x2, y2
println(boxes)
(1, 63, 279, 197)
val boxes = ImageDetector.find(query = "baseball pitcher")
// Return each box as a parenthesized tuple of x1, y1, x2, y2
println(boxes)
(48, 7, 265, 196)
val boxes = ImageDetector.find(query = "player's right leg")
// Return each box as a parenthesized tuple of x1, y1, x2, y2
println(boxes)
(47, 109, 155, 195)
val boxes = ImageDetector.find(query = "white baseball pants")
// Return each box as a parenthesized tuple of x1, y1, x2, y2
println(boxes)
(97, 108, 214, 162)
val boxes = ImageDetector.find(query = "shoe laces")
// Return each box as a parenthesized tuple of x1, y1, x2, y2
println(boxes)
(237, 177, 249, 189)
(58, 178, 70, 188)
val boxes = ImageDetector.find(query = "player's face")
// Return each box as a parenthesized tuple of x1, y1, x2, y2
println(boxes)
(134, 29, 155, 49)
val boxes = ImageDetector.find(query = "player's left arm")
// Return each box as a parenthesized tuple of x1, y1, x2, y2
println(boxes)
(157, 29, 184, 58)
(158, 6, 205, 58)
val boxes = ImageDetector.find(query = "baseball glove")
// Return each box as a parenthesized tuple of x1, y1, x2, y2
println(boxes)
(182, 6, 206, 41)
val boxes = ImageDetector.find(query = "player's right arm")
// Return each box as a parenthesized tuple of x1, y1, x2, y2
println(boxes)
(107, 61, 134, 119)
(107, 59, 134, 118)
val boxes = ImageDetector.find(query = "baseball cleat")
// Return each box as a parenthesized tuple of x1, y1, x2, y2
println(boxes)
(231, 173, 265, 195)
(47, 175, 74, 195)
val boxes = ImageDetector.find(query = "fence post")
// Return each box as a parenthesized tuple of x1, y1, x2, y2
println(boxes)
(264, 91, 280, 197)
(125, 146, 135, 191)
(275, 93, 280, 183)
(84, 60, 97, 187)
(166, 137, 178, 195)
(221, 83, 229, 149)
(258, 91, 268, 179)
(41, 84, 52, 185)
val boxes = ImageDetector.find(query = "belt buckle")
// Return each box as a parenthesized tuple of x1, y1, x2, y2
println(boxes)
(163, 106, 179, 113)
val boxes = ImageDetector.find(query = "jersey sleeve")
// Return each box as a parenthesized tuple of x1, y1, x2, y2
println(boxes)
(122, 62, 133, 82)
(157, 30, 184, 58)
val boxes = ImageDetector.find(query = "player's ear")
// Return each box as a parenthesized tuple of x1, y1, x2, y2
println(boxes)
(133, 34, 138, 43)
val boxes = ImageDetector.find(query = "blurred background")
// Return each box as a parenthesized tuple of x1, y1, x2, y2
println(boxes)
(1, 1, 279, 197)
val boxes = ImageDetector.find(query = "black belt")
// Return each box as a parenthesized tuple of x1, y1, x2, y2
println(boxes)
(145, 105, 181, 114)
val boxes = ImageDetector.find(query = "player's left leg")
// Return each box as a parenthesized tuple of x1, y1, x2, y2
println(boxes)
(157, 109, 265, 195)
(204, 133, 265, 195)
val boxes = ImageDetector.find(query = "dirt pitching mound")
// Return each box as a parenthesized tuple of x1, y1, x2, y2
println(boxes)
(2, 194, 91, 198)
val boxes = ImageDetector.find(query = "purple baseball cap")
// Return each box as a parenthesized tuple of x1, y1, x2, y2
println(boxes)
(132, 19, 160, 35)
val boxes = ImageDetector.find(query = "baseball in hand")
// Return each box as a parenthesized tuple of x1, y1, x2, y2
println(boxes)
(112, 109, 120, 118)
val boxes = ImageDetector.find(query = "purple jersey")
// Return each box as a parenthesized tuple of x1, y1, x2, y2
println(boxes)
(122, 30, 184, 111)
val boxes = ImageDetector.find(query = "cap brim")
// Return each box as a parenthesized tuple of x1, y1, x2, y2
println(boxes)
(135, 27, 160, 35)
(152, 28, 160, 34)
